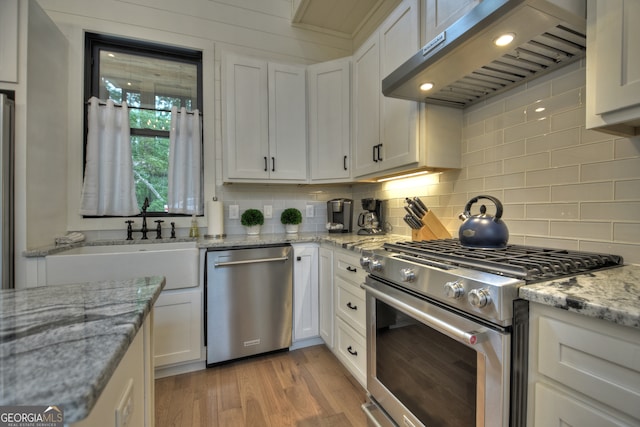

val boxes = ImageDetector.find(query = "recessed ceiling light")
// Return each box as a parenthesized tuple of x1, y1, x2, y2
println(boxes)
(494, 33, 515, 47)
(420, 82, 434, 91)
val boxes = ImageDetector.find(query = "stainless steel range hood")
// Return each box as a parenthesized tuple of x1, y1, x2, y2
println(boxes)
(382, 0, 586, 108)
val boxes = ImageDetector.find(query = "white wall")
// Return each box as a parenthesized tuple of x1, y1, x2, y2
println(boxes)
(355, 61, 640, 265)
(37, 0, 353, 237)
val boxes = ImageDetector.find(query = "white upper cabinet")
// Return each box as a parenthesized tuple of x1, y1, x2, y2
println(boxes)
(353, 0, 420, 178)
(223, 53, 308, 182)
(0, 0, 19, 83)
(423, 0, 481, 44)
(586, 0, 640, 136)
(308, 58, 351, 182)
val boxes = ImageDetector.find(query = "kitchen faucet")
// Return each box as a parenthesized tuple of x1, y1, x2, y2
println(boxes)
(125, 197, 150, 240)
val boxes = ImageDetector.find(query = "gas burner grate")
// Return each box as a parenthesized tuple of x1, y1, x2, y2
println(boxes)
(384, 239, 623, 281)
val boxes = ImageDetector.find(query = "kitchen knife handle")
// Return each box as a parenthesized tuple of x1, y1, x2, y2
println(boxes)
(414, 197, 428, 213)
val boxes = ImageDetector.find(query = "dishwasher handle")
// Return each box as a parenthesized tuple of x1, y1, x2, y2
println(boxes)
(213, 256, 289, 268)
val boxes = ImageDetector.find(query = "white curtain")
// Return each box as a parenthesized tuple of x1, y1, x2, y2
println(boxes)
(167, 106, 203, 215)
(79, 97, 140, 216)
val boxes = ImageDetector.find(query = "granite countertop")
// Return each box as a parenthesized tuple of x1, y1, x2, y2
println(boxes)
(0, 276, 165, 423)
(519, 264, 640, 329)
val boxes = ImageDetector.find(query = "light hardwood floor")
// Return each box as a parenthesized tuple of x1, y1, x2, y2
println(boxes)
(155, 345, 368, 427)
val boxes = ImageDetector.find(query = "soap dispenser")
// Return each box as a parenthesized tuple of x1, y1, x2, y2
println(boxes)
(189, 215, 199, 238)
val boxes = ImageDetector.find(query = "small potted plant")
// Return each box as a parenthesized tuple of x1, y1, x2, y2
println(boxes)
(241, 208, 264, 235)
(281, 208, 302, 234)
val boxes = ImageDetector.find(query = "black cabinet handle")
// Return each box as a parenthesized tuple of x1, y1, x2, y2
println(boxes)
(264, 156, 268, 172)
(347, 346, 358, 356)
(372, 145, 378, 163)
(297, 256, 302, 261)
(346, 266, 357, 273)
(377, 143, 383, 161)
(271, 157, 275, 172)
(346, 302, 357, 310)
(343, 155, 348, 171)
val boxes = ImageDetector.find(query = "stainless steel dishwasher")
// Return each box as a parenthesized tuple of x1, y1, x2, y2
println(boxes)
(206, 244, 293, 366)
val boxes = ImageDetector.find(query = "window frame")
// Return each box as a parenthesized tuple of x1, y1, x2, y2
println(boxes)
(83, 32, 204, 217)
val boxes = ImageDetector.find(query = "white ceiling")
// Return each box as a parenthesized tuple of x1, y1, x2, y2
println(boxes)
(291, 0, 384, 37)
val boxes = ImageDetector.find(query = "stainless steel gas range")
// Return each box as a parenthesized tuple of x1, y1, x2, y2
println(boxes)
(360, 239, 623, 427)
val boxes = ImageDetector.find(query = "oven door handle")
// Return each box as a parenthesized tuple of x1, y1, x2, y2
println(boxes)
(362, 283, 484, 346)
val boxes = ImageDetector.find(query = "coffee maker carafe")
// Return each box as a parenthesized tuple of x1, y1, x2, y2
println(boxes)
(357, 198, 385, 235)
(326, 198, 353, 233)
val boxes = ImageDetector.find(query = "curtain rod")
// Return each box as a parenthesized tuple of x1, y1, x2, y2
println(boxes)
(86, 100, 201, 115)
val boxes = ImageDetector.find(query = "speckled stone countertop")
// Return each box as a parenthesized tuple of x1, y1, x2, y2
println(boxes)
(519, 265, 640, 329)
(0, 276, 165, 423)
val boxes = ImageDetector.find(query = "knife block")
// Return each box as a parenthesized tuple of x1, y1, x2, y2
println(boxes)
(411, 211, 452, 241)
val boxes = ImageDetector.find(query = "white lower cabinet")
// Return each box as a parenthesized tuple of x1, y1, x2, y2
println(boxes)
(332, 247, 367, 387)
(528, 303, 640, 426)
(319, 246, 334, 348)
(293, 244, 319, 342)
(153, 290, 202, 367)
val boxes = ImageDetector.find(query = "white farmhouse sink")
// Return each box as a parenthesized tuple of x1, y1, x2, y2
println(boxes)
(46, 242, 199, 289)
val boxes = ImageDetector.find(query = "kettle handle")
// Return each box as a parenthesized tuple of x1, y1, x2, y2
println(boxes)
(463, 195, 504, 220)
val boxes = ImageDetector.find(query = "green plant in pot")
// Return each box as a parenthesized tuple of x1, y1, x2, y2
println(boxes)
(241, 208, 264, 235)
(281, 208, 302, 234)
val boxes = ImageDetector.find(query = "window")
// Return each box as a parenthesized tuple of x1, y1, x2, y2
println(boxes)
(84, 33, 203, 215)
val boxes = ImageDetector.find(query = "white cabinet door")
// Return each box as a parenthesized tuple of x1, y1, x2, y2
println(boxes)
(318, 246, 334, 347)
(424, 0, 481, 44)
(352, 0, 420, 178)
(586, 0, 640, 136)
(0, 0, 18, 83)
(592, 0, 640, 116)
(223, 53, 269, 180)
(293, 244, 319, 341)
(223, 54, 308, 182)
(353, 32, 381, 177)
(379, 0, 420, 171)
(153, 290, 202, 367)
(308, 59, 351, 181)
(268, 63, 308, 180)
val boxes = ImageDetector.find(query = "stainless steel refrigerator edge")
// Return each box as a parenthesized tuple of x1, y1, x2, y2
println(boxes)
(206, 245, 293, 365)
(0, 94, 14, 290)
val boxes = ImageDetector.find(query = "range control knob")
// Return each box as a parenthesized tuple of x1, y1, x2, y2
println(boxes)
(370, 259, 383, 272)
(359, 256, 371, 270)
(399, 268, 416, 282)
(444, 281, 464, 299)
(468, 288, 491, 308)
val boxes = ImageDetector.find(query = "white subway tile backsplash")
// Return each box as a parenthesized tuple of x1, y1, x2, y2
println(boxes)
(504, 152, 550, 174)
(467, 130, 503, 153)
(549, 221, 612, 240)
(505, 81, 551, 111)
(581, 127, 613, 144)
(614, 223, 640, 244)
(551, 140, 614, 168)
(526, 165, 579, 187)
(504, 118, 550, 143)
(551, 66, 586, 95)
(485, 173, 525, 190)
(581, 158, 640, 182)
(526, 128, 579, 154)
(615, 180, 640, 200)
(485, 140, 525, 162)
(526, 203, 579, 219)
(550, 106, 585, 131)
(578, 241, 637, 264)
(551, 182, 613, 202)
(614, 136, 640, 159)
(507, 219, 550, 236)
(504, 186, 550, 203)
(466, 100, 504, 125)
(485, 109, 525, 133)
(467, 161, 502, 179)
(580, 201, 640, 222)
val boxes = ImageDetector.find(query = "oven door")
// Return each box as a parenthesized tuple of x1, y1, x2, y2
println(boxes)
(362, 276, 510, 427)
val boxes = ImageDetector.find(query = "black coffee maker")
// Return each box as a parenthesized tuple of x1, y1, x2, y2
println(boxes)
(357, 198, 385, 235)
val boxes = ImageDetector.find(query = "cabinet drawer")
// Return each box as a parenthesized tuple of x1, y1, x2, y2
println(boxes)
(537, 315, 640, 420)
(335, 276, 366, 333)
(335, 317, 366, 386)
(334, 251, 366, 283)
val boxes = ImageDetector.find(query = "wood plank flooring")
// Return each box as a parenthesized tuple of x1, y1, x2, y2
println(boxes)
(155, 345, 368, 427)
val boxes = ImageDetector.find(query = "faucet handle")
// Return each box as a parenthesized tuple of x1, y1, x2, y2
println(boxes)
(155, 220, 164, 239)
